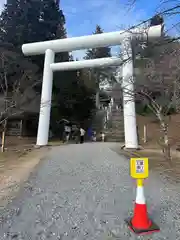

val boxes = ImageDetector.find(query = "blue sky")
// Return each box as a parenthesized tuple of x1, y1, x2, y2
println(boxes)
(0, 0, 179, 59)
(61, 0, 180, 59)
(61, 0, 150, 59)
(62, 0, 155, 36)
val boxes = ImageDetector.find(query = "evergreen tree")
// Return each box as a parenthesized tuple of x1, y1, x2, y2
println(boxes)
(0, 0, 96, 131)
(39, 0, 66, 41)
(0, 0, 67, 47)
(0, 0, 42, 46)
(84, 25, 112, 108)
(85, 25, 111, 60)
(0, 0, 69, 70)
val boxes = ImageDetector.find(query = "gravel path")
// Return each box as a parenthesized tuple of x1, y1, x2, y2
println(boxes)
(0, 142, 179, 240)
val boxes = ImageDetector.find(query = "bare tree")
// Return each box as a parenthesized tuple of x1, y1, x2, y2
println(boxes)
(0, 43, 40, 151)
(122, 37, 180, 162)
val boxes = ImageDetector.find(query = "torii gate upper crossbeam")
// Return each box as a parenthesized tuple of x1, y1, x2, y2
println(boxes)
(22, 25, 162, 56)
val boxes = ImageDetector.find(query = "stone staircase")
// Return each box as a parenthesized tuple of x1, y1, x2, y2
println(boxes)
(104, 107, 124, 142)
(91, 87, 125, 142)
(91, 109, 106, 134)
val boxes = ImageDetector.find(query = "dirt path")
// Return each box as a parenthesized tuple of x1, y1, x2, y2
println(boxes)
(0, 148, 49, 209)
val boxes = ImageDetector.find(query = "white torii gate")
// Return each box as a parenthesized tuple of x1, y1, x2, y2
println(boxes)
(22, 25, 163, 148)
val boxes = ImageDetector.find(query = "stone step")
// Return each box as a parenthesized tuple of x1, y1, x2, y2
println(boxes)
(111, 114, 123, 117)
(111, 113, 123, 116)
(105, 133, 124, 137)
(111, 120, 124, 122)
(111, 109, 123, 113)
(111, 121, 124, 124)
(106, 129, 124, 132)
(111, 116, 124, 120)
(111, 122, 124, 124)
(105, 127, 124, 131)
(106, 133, 124, 138)
(111, 116, 123, 119)
(111, 127, 124, 130)
(111, 112, 123, 116)
(110, 125, 123, 128)
(106, 137, 124, 142)
(105, 129, 124, 132)
(111, 113, 123, 117)
(111, 117, 123, 121)
(111, 118, 124, 121)
(111, 121, 123, 124)
(107, 131, 124, 134)
(109, 117, 123, 120)
(106, 132, 124, 136)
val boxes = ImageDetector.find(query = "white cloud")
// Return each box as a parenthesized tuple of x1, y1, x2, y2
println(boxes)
(71, 50, 86, 60)
(63, 0, 148, 60)
(93, 1, 147, 31)
(0, 0, 5, 12)
(63, 0, 147, 33)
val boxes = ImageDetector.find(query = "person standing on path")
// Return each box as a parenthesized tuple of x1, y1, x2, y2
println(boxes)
(64, 124, 71, 143)
(87, 126, 93, 141)
(101, 132, 105, 142)
(73, 126, 80, 144)
(92, 130, 97, 142)
(80, 127, 85, 144)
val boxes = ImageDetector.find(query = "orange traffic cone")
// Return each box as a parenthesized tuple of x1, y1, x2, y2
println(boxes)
(125, 179, 160, 235)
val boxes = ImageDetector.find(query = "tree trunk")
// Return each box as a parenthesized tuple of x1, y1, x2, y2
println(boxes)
(1, 62, 8, 152)
(95, 70, 100, 110)
(159, 118, 171, 163)
(162, 126, 171, 161)
(1, 120, 7, 152)
(95, 91, 100, 109)
(2, 91, 8, 152)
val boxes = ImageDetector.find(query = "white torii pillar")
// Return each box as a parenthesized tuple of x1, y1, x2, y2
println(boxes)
(36, 49, 55, 146)
(121, 38, 138, 148)
(22, 25, 163, 147)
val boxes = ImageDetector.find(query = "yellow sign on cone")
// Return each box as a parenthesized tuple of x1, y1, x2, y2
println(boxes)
(130, 158, 149, 179)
